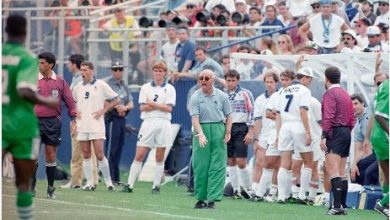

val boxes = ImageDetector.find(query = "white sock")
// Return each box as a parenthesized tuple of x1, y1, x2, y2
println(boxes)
(98, 157, 112, 186)
(17, 205, 33, 220)
(153, 162, 164, 188)
(127, 161, 142, 188)
(251, 182, 259, 191)
(299, 167, 312, 200)
(277, 167, 288, 201)
(286, 170, 293, 198)
(269, 184, 278, 197)
(256, 168, 273, 197)
(292, 179, 300, 199)
(238, 166, 251, 189)
(228, 166, 239, 192)
(309, 180, 319, 200)
(82, 158, 93, 186)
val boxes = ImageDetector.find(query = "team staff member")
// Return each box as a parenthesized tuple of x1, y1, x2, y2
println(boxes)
(372, 79, 389, 218)
(34, 51, 77, 199)
(2, 14, 58, 220)
(61, 54, 99, 189)
(72, 61, 120, 191)
(320, 66, 355, 215)
(122, 61, 176, 194)
(224, 69, 254, 199)
(105, 60, 134, 185)
(189, 69, 233, 209)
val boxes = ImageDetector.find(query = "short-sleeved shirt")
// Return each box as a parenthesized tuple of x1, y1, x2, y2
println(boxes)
(276, 83, 311, 123)
(226, 85, 254, 125)
(2, 42, 39, 139)
(372, 79, 389, 140)
(254, 90, 275, 136)
(160, 40, 179, 72)
(189, 88, 232, 123)
(175, 40, 196, 72)
(138, 81, 176, 121)
(309, 96, 322, 140)
(309, 13, 345, 48)
(105, 77, 133, 106)
(354, 108, 371, 142)
(73, 78, 118, 133)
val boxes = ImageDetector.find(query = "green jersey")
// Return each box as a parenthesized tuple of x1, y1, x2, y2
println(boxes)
(2, 42, 39, 139)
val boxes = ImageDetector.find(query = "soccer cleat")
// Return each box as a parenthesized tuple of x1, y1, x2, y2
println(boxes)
(207, 201, 216, 209)
(327, 207, 347, 215)
(374, 200, 389, 218)
(47, 186, 56, 199)
(82, 185, 95, 191)
(264, 195, 276, 203)
(151, 186, 160, 194)
(296, 199, 311, 205)
(250, 195, 264, 202)
(60, 182, 72, 189)
(241, 188, 252, 199)
(232, 190, 242, 199)
(277, 199, 287, 204)
(121, 184, 133, 193)
(194, 200, 207, 209)
(107, 185, 115, 192)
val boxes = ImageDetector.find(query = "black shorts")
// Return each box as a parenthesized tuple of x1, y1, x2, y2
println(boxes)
(227, 123, 248, 158)
(326, 126, 351, 158)
(38, 117, 62, 146)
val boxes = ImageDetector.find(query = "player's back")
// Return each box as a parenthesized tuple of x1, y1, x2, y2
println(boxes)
(2, 42, 39, 139)
(278, 83, 311, 122)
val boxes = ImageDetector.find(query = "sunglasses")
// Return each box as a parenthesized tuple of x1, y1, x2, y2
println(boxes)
(278, 41, 286, 44)
(112, 68, 123, 71)
(312, 5, 320, 9)
(368, 35, 379, 38)
(187, 4, 195, 9)
(342, 37, 352, 41)
(198, 76, 211, 81)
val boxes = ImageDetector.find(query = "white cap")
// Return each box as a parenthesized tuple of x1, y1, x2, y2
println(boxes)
(297, 67, 314, 78)
(235, 0, 247, 5)
(367, 26, 381, 36)
(342, 29, 357, 41)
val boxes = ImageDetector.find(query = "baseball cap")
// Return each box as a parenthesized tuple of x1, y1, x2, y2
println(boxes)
(235, 0, 247, 5)
(310, 0, 320, 5)
(320, 0, 332, 5)
(297, 67, 314, 78)
(367, 26, 381, 36)
(342, 29, 358, 41)
(111, 60, 124, 68)
(354, 18, 371, 26)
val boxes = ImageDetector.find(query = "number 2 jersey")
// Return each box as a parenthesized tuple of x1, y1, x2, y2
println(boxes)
(72, 79, 118, 133)
(2, 42, 39, 139)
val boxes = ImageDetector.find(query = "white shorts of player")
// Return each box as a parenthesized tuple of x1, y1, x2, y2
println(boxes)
(278, 121, 313, 153)
(292, 137, 324, 161)
(137, 118, 172, 148)
(266, 143, 281, 156)
(77, 132, 106, 141)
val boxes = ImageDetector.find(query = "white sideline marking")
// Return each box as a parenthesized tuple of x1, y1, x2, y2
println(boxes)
(3, 194, 216, 220)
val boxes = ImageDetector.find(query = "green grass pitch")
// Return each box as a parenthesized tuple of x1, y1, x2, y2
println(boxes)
(2, 178, 383, 220)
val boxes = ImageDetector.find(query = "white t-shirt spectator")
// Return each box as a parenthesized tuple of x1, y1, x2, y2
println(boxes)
(309, 13, 345, 48)
(160, 40, 179, 72)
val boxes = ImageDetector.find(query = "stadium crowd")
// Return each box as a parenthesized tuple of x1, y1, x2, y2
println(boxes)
(2, 0, 389, 219)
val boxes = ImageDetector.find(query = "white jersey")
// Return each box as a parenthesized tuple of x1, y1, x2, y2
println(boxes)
(73, 79, 118, 133)
(254, 91, 275, 136)
(226, 86, 254, 125)
(139, 81, 176, 120)
(309, 96, 322, 140)
(160, 40, 179, 72)
(277, 83, 311, 123)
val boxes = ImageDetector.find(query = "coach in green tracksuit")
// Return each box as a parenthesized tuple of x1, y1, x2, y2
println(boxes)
(189, 69, 232, 209)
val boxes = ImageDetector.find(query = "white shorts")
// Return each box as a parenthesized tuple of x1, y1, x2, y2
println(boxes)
(77, 132, 106, 141)
(278, 122, 312, 153)
(266, 143, 281, 156)
(292, 137, 323, 161)
(258, 134, 268, 150)
(137, 118, 172, 148)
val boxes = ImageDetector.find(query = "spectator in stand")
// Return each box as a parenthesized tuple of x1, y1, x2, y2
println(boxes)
(309, 0, 322, 17)
(299, 0, 348, 54)
(301, 40, 319, 55)
(330, 0, 350, 25)
(174, 26, 196, 73)
(235, 45, 254, 80)
(233, 0, 250, 25)
(160, 24, 180, 72)
(277, 1, 292, 27)
(259, 36, 277, 55)
(261, 4, 285, 35)
(343, 0, 358, 23)
(277, 34, 294, 55)
(338, 29, 362, 53)
(242, 7, 263, 37)
(350, 94, 379, 186)
(287, 0, 313, 18)
(354, 0, 376, 27)
(374, 0, 389, 26)
(221, 54, 231, 74)
(354, 18, 371, 48)
(379, 23, 389, 45)
(363, 26, 389, 52)
(102, 8, 141, 60)
(205, 0, 236, 13)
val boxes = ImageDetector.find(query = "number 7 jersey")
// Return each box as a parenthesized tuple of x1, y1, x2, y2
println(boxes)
(277, 83, 311, 122)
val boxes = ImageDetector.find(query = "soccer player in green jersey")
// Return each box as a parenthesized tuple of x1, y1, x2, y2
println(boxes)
(372, 79, 389, 218)
(2, 14, 58, 220)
